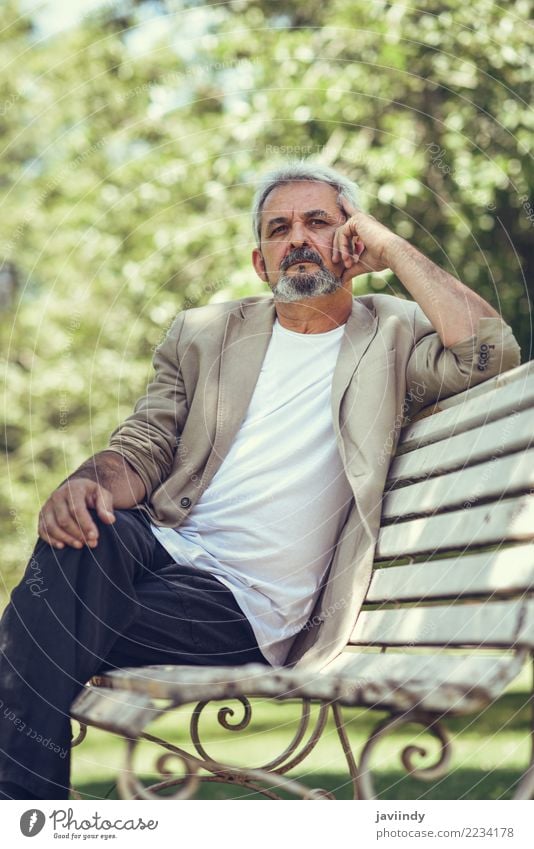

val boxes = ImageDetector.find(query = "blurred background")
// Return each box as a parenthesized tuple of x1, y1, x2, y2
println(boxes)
(0, 0, 532, 601)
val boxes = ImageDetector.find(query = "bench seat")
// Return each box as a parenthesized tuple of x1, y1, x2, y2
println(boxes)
(72, 647, 528, 733)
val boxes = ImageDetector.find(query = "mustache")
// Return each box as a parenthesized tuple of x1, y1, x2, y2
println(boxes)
(280, 247, 325, 272)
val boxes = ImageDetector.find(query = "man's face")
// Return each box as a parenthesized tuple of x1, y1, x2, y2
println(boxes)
(252, 181, 349, 302)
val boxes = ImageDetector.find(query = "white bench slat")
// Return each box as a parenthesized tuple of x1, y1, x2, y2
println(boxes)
(522, 602, 534, 645)
(350, 598, 533, 648)
(376, 494, 534, 560)
(382, 449, 534, 520)
(368, 543, 534, 602)
(388, 406, 534, 484)
(399, 371, 534, 454)
(70, 686, 157, 737)
(323, 649, 527, 712)
(421, 361, 534, 413)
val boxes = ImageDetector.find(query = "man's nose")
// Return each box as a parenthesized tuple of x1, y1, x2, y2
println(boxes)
(289, 221, 309, 247)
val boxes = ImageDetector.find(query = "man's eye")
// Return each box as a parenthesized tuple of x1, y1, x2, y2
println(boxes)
(271, 225, 287, 235)
(310, 219, 328, 226)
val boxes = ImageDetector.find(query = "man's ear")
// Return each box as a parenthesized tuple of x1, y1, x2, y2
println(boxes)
(252, 247, 268, 282)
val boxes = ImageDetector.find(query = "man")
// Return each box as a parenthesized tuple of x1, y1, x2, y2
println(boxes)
(0, 161, 521, 799)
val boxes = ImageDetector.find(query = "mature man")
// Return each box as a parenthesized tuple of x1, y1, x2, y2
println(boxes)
(0, 161, 521, 800)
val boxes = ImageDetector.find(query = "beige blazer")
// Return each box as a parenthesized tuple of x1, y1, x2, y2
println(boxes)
(108, 294, 521, 670)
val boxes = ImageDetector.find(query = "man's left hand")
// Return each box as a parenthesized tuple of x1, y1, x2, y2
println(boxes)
(333, 203, 401, 283)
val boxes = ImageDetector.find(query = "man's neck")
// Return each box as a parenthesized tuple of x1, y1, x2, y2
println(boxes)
(274, 288, 353, 334)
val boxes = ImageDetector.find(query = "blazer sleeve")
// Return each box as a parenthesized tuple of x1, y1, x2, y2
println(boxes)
(106, 312, 188, 500)
(404, 305, 522, 418)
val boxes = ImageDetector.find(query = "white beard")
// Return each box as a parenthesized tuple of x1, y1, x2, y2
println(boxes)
(271, 267, 341, 303)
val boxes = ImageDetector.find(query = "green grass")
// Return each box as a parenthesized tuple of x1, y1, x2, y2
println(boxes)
(70, 663, 533, 801)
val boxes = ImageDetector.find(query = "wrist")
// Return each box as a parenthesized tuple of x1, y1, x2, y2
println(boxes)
(67, 451, 121, 489)
(66, 463, 99, 486)
(68, 451, 146, 504)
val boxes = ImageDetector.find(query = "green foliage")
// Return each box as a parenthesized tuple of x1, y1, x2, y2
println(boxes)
(1, 0, 532, 599)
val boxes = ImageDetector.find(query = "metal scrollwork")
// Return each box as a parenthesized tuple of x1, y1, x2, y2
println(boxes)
(118, 738, 202, 800)
(118, 732, 326, 800)
(190, 696, 330, 777)
(75, 692, 463, 800)
(216, 698, 253, 732)
(355, 710, 452, 800)
(113, 696, 334, 799)
(70, 721, 87, 748)
(190, 696, 252, 762)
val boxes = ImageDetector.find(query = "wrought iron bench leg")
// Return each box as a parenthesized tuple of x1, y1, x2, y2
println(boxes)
(332, 704, 452, 800)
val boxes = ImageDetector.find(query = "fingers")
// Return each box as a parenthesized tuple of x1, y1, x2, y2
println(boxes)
(38, 504, 85, 550)
(333, 204, 368, 265)
(95, 487, 116, 526)
(333, 227, 364, 268)
(339, 197, 358, 218)
(37, 480, 114, 550)
(56, 495, 98, 544)
(339, 234, 354, 267)
(333, 227, 348, 264)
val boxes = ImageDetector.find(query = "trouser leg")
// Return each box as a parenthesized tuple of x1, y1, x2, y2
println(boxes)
(100, 559, 268, 671)
(0, 507, 265, 799)
(0, 508, 156, 798)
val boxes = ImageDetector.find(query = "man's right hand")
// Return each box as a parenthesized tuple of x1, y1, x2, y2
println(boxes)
(38, 479, 116, 549)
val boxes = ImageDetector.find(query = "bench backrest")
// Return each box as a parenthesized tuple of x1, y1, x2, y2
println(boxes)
(350, 360, 534, 652)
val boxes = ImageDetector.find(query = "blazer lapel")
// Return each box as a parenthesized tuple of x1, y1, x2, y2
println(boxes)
(331, 297, 378, 424)
(211, 296, 276, 465)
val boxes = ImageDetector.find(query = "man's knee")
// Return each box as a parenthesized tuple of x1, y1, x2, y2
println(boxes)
(85, 507, 152, 553)
(87, 507, 145, 533)
(28, 509, 150, 580)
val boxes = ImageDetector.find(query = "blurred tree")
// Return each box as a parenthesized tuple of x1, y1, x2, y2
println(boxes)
(0, 0, 532, 600)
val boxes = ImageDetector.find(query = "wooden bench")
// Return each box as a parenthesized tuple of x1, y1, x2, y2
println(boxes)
(70, 359, 534, 800)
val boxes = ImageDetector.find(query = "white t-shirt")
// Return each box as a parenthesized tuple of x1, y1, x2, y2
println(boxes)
(151, 318, 353, 665)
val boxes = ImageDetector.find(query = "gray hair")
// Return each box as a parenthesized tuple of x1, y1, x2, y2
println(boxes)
(251, 160, 360, 245)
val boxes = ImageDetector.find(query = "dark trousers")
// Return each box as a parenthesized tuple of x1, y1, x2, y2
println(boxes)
(0, 507, 267, 799)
